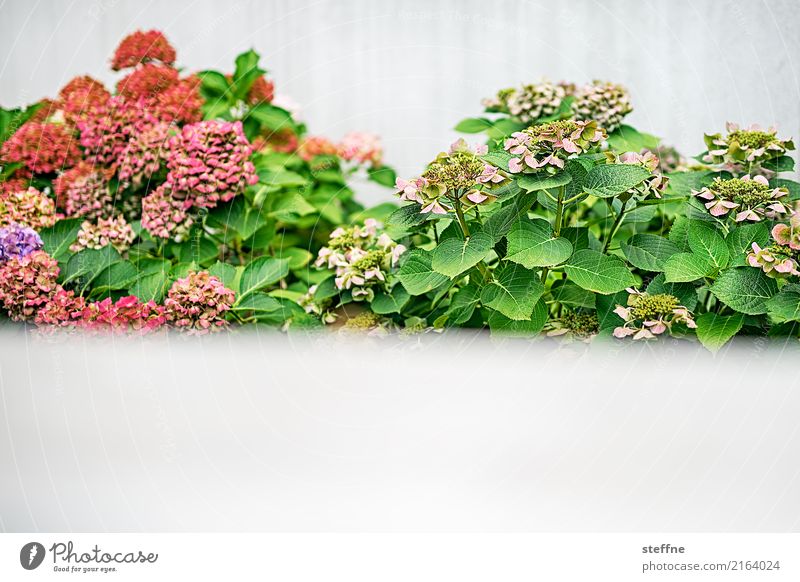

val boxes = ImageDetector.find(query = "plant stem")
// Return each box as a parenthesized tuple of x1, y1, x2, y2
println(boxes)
(542, 185, 567, 284)
(453, 195, 490, 281)
(601, 201, 627, 253)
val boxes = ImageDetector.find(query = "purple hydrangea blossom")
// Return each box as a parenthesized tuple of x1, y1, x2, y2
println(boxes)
(0, 222, 44, 262)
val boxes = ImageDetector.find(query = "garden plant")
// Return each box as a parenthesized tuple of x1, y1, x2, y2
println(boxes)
(2, 37, 800, 351)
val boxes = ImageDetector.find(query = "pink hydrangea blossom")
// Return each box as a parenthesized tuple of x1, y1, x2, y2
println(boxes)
(0, 250, 60, 321)
(1, 122, 80, 174)
(0, 187, 58, 229)
(337, 131, 383, 166)
(164, 271, 236, 334)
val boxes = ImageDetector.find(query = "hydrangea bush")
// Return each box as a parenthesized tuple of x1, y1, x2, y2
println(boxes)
(3, 43, 800, 351)
(0, 30, 397, 334)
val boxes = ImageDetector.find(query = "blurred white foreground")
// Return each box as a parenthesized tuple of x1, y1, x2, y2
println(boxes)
(1, 329, 799, 532)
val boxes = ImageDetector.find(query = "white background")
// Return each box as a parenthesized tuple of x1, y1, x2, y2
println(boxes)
(1, 0, 799, 200)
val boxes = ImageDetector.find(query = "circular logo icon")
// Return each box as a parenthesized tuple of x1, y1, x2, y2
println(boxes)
(20, 542, 45, 570)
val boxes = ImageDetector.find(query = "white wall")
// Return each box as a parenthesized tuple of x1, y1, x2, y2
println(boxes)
(1, 0, 799, 199)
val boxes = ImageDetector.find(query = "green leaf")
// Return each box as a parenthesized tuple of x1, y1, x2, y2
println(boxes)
(38, 218, 81, 260)
(766, 284, 800, 323)
(63, 246, 122, 287)
(431, 231, 493, 278)
(248, 103, 294, 132)
(398, 249, 450, 295)
(128, 271, 169, 303)
(620, 234, 680, 272)
(267, 190, 316, 219)
(91, 260, 138, 292)
(487, 298, 548, 336)
(481, 191, 538, 242)
(238, 257, 290, 300)
(196, 70, 231, 99)
(177, 235, 219, 266)
(505, 217, 573, 268)
(710, 267, 778, 315)
(367, 166, 397, 187)
(232, 49, 264, 99)
(481, 150, 515, 172)
(583, 164, 652, 198)
(687, 221, 729, 270)
(549, 281, 595, 309)
(762, 155, 795, 173)
(665, 171, 714, 197)
(481, 263, 543, 320)
(646, 274, 698, 312)
(231, 292, 282, 313)
(564, 249, 635, 294)
(663, 253, 714, 282)
(695, 313, 744, 352)
(669, 216, 691, 251)
(726, 223, 770, 267)
(516, 172, 571, 192)
(275, 247, 313, 270)
(454, 117, 494, 133)
(387, 203, 431, 228)
(444, 285, 481, 325)
(209, 261, 241, 293)
(606, 124, 660, 152)
(371, 285, 410, 314)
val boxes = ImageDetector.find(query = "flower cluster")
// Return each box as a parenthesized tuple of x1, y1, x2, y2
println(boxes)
(140, 186, 194, 241)
(747, 242, 800, 278)
(0, 122, 80, 174)
(504, 120, 605, 174)
(314, 219, 406, 301)
(646, 144, 688, 174)
(693, 175, 789, 222)
(58, 75, 111, 122)
(0, 187, 58, 229)
(0, 250, 60, 321)
(0, 223, 43, 261)
(117, 63, 180, 100)
(246, 75, 275, 106)
(75, 295, 166, 333)
(111, 30, 177, 70)
(297, 136, 339, 162)
(337, 131, 383, 167)
(483, 80, 574, 124)
(396, 140, 504, 214)
(545, 311, 599, 341)
(571, 80, 632, 133)
(747, 213, 800, 278)
(164, 120, 257, 207)
(340, 311, 389, 336)
(70, 215, 136, 253)
(163, 271, 236, 333)
(153, 76, 204, 125)
(54, 163, 115, 219)
(703, 123, 794, 173)
(607, 150, 668, 198)
(613, 289, 697, 340)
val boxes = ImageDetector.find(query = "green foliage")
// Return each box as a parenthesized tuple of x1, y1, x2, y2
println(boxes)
(564, 250, 635, 294)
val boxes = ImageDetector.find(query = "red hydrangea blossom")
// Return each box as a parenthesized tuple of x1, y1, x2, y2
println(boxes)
(252, 127, 298, 153)
(117, 63, 179, 100)
(116, 119, 171, 188)
(165, 120, 258, 208)
(153, 76, 204, 124)
(28, 99, 60, 123)
(164, 271, 235, 333)
(111, 30, 177, 71)
(247, 75, 275, 105)
(1, 122, 80, 174)
(0, 250, 60, 321)
(76, 295, 166, 333)
(58, 75, 110, 122)
(54, 162, 115, 218)
(297, 136, 338, 161)
(35, 287, 85, 327)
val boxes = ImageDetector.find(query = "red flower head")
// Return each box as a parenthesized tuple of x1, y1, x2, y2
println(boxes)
(0, 187, 58, 229)
(111, 30, 177, 71)
(117, 63, 179, 100)
(1, 122, 80, 174)
(247, 75, 275, 106)
(58, 75, 110, 122)
(153, 75, 204, 125)
(27, 99, 60, 123)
